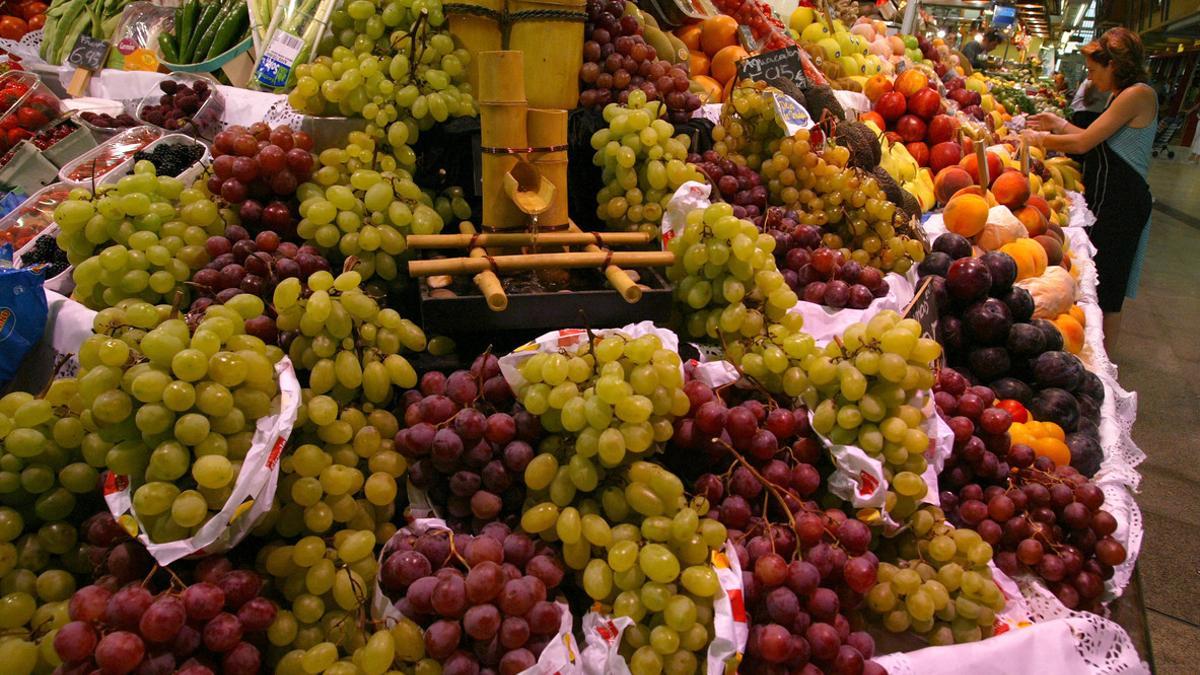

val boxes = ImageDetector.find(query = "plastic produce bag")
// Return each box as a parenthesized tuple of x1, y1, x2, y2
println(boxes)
(498, 321, 683, 392)
(0, 267, 47, 388)
(102, 357, 301, 565)
(106, 2, 177, 71)
(786, 271, 917, 343)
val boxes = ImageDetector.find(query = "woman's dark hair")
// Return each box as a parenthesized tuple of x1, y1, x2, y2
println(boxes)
(1082, 27, 1148, 89)
(984, 30, 1003, 44)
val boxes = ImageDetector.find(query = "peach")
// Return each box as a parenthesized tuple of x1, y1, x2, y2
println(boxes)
(1013, 205, 1049, 237)
(944, 193, 990, 238)
(1046, 222, 1065, 243)
(934, 166, 974, 205)
(991, 171, 1030, 209)
(1026, 194, 1051, 220)
(1034, 235, 1063, 266)
(1069, 304, 1086, 327)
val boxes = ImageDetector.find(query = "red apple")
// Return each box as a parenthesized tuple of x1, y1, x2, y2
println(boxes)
(929, 141, 963, 173)
(884, 131, 903, 145)
(908, 88, 942, 121)
(946, 77, 965, 91)
(906, 142, 930, 167)
(895, 114, 927, 143)
(927, 114, 960, 144)
(874, 91, 907, 122)
(948, 88, 974, 108)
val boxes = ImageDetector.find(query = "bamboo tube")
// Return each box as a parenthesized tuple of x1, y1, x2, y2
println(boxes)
(409, 251, 675, 277)
(406, 231, 653, 249)
(974, 141, 990, 187)
(567, 222, 641, 304)
(479, 51, 529, 231)
(460, 222, 508, 311)
(527, 109, 568, 227)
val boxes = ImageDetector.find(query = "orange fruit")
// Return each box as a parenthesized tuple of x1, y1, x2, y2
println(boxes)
(710, 45, 748, 84)
(692, 75, 724, 103)
(1030, 437, 1071, 467)
(1068, 304, 1086, 327)
(700, 15, 739, 56)
(688, 50, 710, 77)
(677, 24, 703, 52)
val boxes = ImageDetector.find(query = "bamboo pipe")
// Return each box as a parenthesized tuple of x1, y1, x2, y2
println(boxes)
(567, 222, 642, 304)
(409, 251, 675, 277)
(460, 221, 508, 311)
(406, 231, 653, 249)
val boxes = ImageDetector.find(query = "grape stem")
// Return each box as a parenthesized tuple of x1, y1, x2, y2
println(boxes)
(36, 353, 73, 399)
(716, 439, 797, 533)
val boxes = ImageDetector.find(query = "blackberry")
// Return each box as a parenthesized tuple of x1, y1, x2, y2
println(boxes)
(133, 143, 205, 177)
(21, 233, 69, 277)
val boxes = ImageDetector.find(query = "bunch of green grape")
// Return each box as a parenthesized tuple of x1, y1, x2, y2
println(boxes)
(757, 131, 927, 274)
(867, 505, 1007, 644)
(274, 270, 423, 406)
(289, 0, 475, 155)
(53, 163, 226, 310)
(591, 91, 705, 236)
(0, 505, 80, 674)
(259, 530, 379, 669)
(798, 310, 940, 519)
(521, 461, 723, 674)
(513, 331, 690, 470)
(254, 404, 405, 539)
(710, 81, 787, 171)
(70, 297, 285, 543)
(296, 134, 457, 281)
(665, 202, 798, 341)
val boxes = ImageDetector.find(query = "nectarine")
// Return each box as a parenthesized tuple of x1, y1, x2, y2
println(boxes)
(1034, 235, 1064, 266)
(934, 166, 974, 205)
(1013, 205, 1049, 237)
(959, 151, 1003, 187)
(991, 171, 1031, 209)
(1026, 194, 1052, 220)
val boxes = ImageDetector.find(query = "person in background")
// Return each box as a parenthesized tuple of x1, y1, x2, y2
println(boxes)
(1024, 27, 1157, 349)
(961, 31, 1003, 69)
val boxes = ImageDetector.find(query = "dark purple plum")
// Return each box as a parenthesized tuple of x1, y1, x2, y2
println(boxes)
(963, 298, 1013, 345)
(1000, 287, 1035, 323)
(933, 232, 973, 259)
(1031, 351, 1084, 391)
(1005, 323, 1046, 357)
(966, 346, 1011, 382)
(1030, 388, 1080, 432)
(946, 258, 993, 302)
(979, 251, 1018, 295)
(989, 377, 1034, 406)
(917, 251, 952, 278)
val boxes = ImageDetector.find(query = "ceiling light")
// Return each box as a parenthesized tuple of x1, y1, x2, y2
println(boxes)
(937, 29, 947, 38)
(1073, 2, 1088, 26)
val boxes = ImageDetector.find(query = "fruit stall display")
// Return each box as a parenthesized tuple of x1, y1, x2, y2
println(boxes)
(0, 1, 1151, 674)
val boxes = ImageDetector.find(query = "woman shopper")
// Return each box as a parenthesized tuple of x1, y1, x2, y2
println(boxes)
(1025, 27, 1156, 348)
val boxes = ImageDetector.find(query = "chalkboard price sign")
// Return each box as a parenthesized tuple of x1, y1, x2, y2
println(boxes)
(736, 46, 809, 89)
(68, 34, 110, 72)
(903, 276, 942, 367)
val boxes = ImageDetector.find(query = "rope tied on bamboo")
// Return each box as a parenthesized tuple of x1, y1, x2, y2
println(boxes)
(480, 144, 569, 154)
(443, 3, 504, 19)
(506, 8, 587, 22)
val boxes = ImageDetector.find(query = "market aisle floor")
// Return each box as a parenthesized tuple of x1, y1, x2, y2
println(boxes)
(1109, 158, 1200, 674)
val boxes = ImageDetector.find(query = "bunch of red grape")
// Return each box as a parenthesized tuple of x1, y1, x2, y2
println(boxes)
(688, 150, 769, 221)
(674, 380, 886, 675)
(934, 370, 1128, 613)
(397, 353, 535, 531)
(378, 523, 567, 674)
(187, 225, 332, 342)
(209, 123, 316, 236)
(765, 212, 890, 310)
(55, 558, 276, 675)
(79, 512, 155, 586)
(578, 0, 702, 123)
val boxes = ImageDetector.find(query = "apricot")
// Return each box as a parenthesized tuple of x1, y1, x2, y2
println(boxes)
(1069, 304, 1086, 327)
(944, 193, 990, 238)
(934, 166, 974, 205)
(1053, 314, 1085, 354)
(991, 171, 1031, 209)
(1013, 205, 1049, 237)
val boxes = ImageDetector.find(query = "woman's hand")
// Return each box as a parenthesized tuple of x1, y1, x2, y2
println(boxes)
(1029, 112, 1066, 133)
(1021, 129, 1049, 148)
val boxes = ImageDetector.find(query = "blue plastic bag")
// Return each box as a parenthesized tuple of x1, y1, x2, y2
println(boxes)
(0, 268, 48, 386)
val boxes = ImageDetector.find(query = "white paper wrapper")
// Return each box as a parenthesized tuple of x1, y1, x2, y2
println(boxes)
(661, 180, 713, 251)
(498, 322, 682, 393)
(102, 357, 301, 565)
(579, 540, 747, 675)
(371, 518, 581, 675)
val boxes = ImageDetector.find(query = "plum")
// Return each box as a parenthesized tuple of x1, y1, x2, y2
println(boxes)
(1032, 318, 1064, 352)
(1076, 393, 1100, 422)
(933, 233, 973, 259)
(1001, 287, 1035, 323)
(964, 298, 1013, 345)
(1077, 370, 1105, 403)
(938, 315, 964, 354)
(1067, 432, 1103, 477)
(946, 258, 993, 302)
(1030, 387, 1080, 432)
(1032, 351, 1084, 391)
(967, 346, 1010, 382)
(1006, 323, 1046, 357)
(918, 251, 952, 278)
(927, 276, 949, 317)
(980, 251, 1018, 295)
(990, 377, 1034, 406)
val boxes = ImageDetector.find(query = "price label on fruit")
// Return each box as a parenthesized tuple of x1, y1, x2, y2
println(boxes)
(67, 34, 110, 72)
(736, 46, 809, 90)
